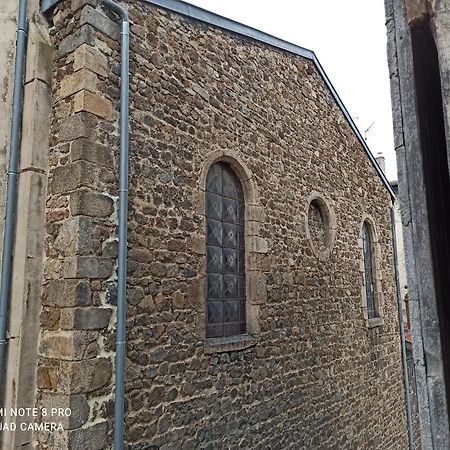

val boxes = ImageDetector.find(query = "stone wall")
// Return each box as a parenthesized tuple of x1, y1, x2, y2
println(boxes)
(35, 1, 120, 447)
(119, 2, 406, 449)
(39, 0, 408, 448)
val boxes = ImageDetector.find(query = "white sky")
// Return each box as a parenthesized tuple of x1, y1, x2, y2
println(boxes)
(183, 0, 398, 181)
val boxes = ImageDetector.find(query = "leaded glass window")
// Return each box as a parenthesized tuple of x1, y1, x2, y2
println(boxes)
(205, 162, 245, 337)
(362, 222, 376, 318)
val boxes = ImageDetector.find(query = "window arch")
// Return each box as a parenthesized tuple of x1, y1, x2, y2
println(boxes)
(205, 162, 246, 337)
(362, 221, 377, 318)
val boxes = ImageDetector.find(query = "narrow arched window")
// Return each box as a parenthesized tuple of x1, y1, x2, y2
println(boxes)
(205, 162, 245, 337)
(362, 222, 376, 318)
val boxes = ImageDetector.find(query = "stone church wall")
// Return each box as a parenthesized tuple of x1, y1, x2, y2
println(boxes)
(36, 0, 408, 448)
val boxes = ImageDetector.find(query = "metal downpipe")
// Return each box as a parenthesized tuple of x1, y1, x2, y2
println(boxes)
(100, 1, 129, 448)
(390, 205, 414, 449)
(0, 0, 28, 392)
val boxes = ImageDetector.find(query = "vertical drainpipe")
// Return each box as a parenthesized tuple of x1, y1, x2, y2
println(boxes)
(0, 0, 28, 390)
(100, 1, 129, 448)
(390, 205, 414, 449)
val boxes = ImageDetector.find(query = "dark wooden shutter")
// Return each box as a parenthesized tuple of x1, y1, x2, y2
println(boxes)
(205, 162, 245, 337)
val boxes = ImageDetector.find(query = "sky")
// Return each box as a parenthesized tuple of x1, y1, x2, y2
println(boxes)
(183, 0, 398, 181)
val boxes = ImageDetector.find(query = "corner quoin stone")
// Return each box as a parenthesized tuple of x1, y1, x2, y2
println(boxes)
(60, 307, 111, 330)
(63, 256, 114, 279)
(70, 189, 114, 217)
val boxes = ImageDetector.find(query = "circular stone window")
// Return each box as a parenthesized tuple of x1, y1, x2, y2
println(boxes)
(305, 193, 336, 261)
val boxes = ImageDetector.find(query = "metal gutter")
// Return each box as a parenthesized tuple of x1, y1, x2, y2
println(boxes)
(99, 1, 129, 449)
(141, 0, 396, 200)
(0, 0, 28, 390)
(391, 205, 414, 449)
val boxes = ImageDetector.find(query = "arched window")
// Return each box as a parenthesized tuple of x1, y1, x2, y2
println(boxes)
(205, 162, 245, 337)
(362, 221, 376, 318)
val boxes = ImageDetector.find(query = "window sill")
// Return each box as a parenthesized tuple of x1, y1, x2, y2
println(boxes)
(368, 317, 384, 329)
(204, 334, 257, 354)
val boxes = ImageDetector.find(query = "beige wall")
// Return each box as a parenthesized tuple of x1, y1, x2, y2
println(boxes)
(0, 1, 51, 448)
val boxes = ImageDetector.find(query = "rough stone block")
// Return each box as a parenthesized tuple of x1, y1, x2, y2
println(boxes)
(45, 280, 92, 307)
(80, 5, 120, 41)
(58, 112, 99, 142)
(60, 307, 111, 330)
(57, 24, 96, 58)
(39, 393, 89, 429)
(59, 69, 98, 99)
(250, 236, 269, 254)
(71, 0, 97, 13)
(247, 204, 265, 222)
(64, 358, 112, 394)
(248, 272, 267, 304)
(39, 330, 98, 360)
(74, 44, 108, 76)
(187, 234, 205, 255)
(74, 90, 112, 119)
(50, 161, 97, 194)
(68, 421, 108, 450)
(63, 256, 114, 279)
(70, 189, 114, 217)
(54, 216, 95, 255)
(70, 138, 114, 168)
(37, 365, 58, 391)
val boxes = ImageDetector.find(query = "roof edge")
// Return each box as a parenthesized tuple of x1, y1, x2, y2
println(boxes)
(41, 0, 395, 199)
(142, 0, 395, 199)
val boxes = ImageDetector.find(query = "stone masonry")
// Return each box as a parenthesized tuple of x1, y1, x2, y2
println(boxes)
(1, 0, 409, 448)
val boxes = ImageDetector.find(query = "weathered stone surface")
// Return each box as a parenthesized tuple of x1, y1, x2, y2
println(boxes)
(58, 112, 98, 142)
(37, 2, 409, 450)
(70, 189, 114, 217)
(54, 216, 95, 255)
(57, 24, 96, 58)
(80, 5, 119, 40)
(73, 44, 108, 77)
(73, 90, 112, 119)
(67, 422, 108, 450)
(59, 68, 98, 99)
(39, 331, 98, 360)
(60, 307, 111, 330)
(45, 279, 92, 307)
(50, 161, 97, 194)
(39, 393, 89, 429)
(63, 256, 113, 279)
(70, 138, 114, 169)
(64, 358, 112, 394)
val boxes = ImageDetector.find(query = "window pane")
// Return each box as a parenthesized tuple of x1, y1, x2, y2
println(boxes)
(363, 223, 376, 318)
(206, 162, 245, 337)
